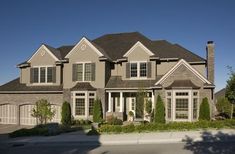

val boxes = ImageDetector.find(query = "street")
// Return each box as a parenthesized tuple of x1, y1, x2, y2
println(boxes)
(1, 141, 235, 154)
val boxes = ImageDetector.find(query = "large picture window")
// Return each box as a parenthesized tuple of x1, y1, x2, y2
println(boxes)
(175, 98, 189, 119)
(130, 62, 147, 78)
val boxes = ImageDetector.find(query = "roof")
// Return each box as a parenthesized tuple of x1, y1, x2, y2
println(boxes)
(0, 78, 63, 93)
(165, 80, 200, 89)
(70, 82, 96, 91)
(19, 32, 205, 65)
(105, 76, 162, 89)
(215, 88, 226, 99)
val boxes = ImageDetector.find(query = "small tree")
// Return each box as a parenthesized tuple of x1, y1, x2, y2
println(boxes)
(154, 95, 165, 123)
(93, 98, 103, 123)
(225, 66, 235, 118)
(199, 97, 210, 121)
(31, 99, 55, 124)
(136, 89, 146, 118)
(145, 100, 152, 115)
(216, 97, 232, 118)
(61, 101, 71, 126)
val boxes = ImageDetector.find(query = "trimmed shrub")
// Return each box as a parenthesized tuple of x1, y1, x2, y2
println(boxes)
(199, 97, 210, 121)
(145, 100, 152, 115)
(61, 101, 71, 126)
(154, 95, 165, 124)
(106, 115, 123, 125)
(93, 99, 103, 123)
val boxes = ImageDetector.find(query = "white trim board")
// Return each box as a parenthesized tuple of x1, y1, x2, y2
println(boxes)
(28, 45, 59, 62)
(123, 41, 154, 57)
(65, 37, 103, 58)
(155, 59, 212, 85)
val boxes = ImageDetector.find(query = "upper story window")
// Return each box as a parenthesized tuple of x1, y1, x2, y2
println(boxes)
(31, 66, 55, 84)
(130, 62, 147, 78)
(73, 62, 95, 82)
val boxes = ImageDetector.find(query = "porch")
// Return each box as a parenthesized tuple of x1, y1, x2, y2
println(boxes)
(106, 90, 154, 121)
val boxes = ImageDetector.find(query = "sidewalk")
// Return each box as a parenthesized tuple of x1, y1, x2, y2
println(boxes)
(1, 129, 235, 146)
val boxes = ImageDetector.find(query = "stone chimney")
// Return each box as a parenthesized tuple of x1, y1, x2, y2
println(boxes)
(206, 41, 215, 84)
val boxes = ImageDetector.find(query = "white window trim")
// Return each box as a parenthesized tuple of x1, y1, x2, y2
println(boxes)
(72, 91, 96, 119)
(32, 65, 54, 85)
(192, 90, 199, 121)
(130, 61, 148, 79)
(75, 61, 92, 82)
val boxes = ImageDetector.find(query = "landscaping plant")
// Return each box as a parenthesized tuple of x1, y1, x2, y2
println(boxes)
(61, 101, 72, 126)
(199, 97, 210, 121)
(154, 95, 165, 124)
(93, 98, 103, 122)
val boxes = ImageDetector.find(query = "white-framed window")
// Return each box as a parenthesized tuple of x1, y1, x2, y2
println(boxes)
(192, 91, 199, 120)
(88, 92, 96, 115)
(166, 91, 172, 119)
(76, 62, 92, 81)
(130, 61, 147, 78)
(33, 66, 53, 83)
(75, 98, 85, 116)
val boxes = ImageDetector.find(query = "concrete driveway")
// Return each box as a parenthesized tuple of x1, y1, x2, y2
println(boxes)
(0, 124, 32, 135)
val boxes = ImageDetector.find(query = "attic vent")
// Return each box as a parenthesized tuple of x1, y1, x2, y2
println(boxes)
(41, 50, 46, 56)
(81, 44, 86, 50)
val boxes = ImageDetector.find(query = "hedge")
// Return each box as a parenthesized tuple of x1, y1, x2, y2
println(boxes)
(98, 119, 235, 134)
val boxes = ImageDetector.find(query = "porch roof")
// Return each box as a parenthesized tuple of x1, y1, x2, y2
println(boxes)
(165, 80, 200, 89)
(105, 76, 162, 89)
(70, 82, 96, 91)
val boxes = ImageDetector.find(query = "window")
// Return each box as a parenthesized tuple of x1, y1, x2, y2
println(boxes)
(77, 64, 83, 81)
(175, 98, 188, 119)
(32, 66, 53, 83)
(193, 92, 198, 96)
(89, 98, 94, 115)
(130, 62, 147, 78)
(75, 98, 85, 116)
(75, 93, 85, 96)
(131, 98, 135, 110)
(167, 98, 171, 119)
(193, 98, 198, 119)
(176, 92, 188, 96)
(85, 63, 92, 81)
(130, 63, 137, 77)
(140, 63, 147, 77)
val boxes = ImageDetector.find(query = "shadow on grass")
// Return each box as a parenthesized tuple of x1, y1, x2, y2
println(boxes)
(184, 131, 235, 154)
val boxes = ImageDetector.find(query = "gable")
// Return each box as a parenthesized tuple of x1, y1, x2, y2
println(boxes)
(28, 45, 58, 66)
(155, 59, 211, 86)
(123, 41, 154, 59)
(65, 37, 103, 59)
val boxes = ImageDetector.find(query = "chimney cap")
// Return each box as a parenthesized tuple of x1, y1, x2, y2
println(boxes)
(207, 41, 214, 44)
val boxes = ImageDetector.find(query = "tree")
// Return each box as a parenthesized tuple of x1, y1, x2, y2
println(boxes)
(225, 66, 235, 118)
(136, 89, 146, 118)
(93, 98, 103, 122)
(31, 99, 55, 124)
(199, 97, 210, 121)
(61, 101, 71, 126)
(216, 97, 232, 118)
(154, 95, 165, 123)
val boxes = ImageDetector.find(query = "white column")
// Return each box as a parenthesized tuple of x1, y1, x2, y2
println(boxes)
(120, 92, 123, 112)
(108, 92, 112, 112)
(188, 90, 192, 122)
(151, 91, 155, 110)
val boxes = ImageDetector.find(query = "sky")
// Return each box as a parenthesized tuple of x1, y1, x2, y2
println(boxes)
(0, 0, 234, 92)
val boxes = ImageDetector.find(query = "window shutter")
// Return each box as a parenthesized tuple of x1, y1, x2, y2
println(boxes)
(52, 67, 56, 83)
(91, 63, 96, 81)
(126, 63, 130, 78)
(147, 62, 152, 78)
(72, 64, 78, 81)
(30, 68, 34, 83)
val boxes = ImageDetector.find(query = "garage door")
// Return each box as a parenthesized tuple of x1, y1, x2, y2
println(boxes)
(0, 104, 17, 124)
(20, 105, 37, 125)
(50, 105, 61, 123)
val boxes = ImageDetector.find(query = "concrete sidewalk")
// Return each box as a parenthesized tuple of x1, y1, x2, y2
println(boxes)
(1, 129, 235, 146)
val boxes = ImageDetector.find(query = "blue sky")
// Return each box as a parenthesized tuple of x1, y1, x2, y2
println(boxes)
(0, 0, 234, 91)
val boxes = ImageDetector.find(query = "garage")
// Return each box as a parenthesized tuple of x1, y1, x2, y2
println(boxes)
(0, 104, 17, 124)
(20, 105, 37, 125)
(50, 105, 61, 123)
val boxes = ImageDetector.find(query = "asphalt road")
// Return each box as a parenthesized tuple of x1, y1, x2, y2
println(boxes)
(1, 141, 235, 154)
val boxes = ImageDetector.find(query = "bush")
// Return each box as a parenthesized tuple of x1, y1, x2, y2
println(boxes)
(145, 100, 152, 115)
(122, 124, 135, 133)
(87, 128, 100, 136)
(199, 97, 210, 121)
(98, 125, 122, 133)
(61, 101, 71, 126)
(106, 115, 123, 125)
(154, 95, 165, 124)
(216, 97, 232, 118)
(128, 111, 134, 117)
(93, 99, 103, 123)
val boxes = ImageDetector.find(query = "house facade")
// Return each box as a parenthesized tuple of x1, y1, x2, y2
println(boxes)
(0, 32, 215, 125)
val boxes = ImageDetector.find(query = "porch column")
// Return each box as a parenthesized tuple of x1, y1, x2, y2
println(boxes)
(151, 91, 155, 110)
(108, 92, 112, 112)
(119, 92, 123, 112)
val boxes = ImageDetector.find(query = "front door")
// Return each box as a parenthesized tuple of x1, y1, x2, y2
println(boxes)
(129, 97, 136, 117)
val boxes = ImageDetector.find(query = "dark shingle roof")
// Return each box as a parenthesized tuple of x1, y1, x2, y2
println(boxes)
(71, 82, 96, 91)
(0, 78, 63, 93)
(215, 88, 226, 99)
(105, 76, 162, 89)
(56, 45, 74, 59)
(165, 80, 200, 89)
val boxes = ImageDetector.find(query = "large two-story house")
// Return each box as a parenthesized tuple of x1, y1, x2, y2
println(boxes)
(0, 32, 215, 125)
